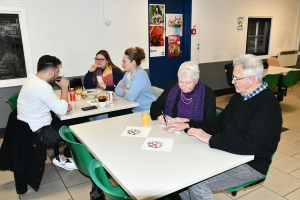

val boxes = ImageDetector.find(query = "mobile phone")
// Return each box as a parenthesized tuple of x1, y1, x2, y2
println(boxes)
(81, 106, 97, 111)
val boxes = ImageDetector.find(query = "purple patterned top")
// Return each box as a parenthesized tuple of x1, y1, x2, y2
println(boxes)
(164, 81, 205, 122)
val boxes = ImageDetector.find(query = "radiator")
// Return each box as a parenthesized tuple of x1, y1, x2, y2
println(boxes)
(277, 50, 298, 67)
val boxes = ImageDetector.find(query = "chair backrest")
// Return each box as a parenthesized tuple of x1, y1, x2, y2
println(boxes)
(69, 77, 83, 89)
(89, 159, 132, 200)
(282, 70, 300, 88)
(263, 73, 281, 90)
(224, 63, 234, 86)
(152, 86, 164, 98)
(5, 93, 19, 110)
(267, 57, 280, 67)
(59, 126, 94, 176)
(216, 109, 221, 117)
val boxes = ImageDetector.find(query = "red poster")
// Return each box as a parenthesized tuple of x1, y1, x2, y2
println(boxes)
(168, 35, 180, 57)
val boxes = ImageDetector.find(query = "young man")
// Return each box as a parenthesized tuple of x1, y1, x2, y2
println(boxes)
(165, 54, 282, 200)
(17, 55, 77, 170)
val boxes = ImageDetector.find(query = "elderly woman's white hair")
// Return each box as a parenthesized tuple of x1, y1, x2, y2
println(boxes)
(177, 61, 200, 83)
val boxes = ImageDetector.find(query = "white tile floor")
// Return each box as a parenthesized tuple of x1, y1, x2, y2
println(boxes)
(0, 82, 300, 200)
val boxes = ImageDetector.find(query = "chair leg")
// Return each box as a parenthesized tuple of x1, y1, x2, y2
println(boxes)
(231, 191, 237, 196)
(53, 145, 59, 158)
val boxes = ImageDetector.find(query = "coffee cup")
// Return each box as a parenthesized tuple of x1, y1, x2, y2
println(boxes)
(98, 96, 107, 108)
(106, 91, 114, 102)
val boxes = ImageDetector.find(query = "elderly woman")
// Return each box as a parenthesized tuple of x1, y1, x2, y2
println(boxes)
(150, 61, 216, 126)
(115, 47, 156, 113)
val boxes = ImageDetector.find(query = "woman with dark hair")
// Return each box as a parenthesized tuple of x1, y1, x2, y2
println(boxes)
(115, 47, 156, 113)
(83, 50, 124, 91)
(154, 5, 162, 17)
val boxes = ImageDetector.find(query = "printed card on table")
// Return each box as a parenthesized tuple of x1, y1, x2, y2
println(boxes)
(121, 126, 151, 137)
(87, 99, 98, 106)
(141, 137, 174, 151)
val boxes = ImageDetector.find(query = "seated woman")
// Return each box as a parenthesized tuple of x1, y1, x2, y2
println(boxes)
(115, 47, 156, 113)
(150, 61, 216, 127)
(84, 50, 124, 91)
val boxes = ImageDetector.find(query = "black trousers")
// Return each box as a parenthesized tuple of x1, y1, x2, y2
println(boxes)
(50, 112, 86, 157)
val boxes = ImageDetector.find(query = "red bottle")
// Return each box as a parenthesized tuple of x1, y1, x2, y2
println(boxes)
(70, 88, 76, 101)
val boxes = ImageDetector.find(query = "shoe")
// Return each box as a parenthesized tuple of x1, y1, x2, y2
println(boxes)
(64, 158, 77, 170)
(52, 156, 77, 170)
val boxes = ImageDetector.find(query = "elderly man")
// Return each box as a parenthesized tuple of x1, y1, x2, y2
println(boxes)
(166, 54, 282, 200)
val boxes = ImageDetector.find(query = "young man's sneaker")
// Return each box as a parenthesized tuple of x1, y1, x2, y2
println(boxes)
(64, 159, 77, 170)
(52, 155, 77, 170)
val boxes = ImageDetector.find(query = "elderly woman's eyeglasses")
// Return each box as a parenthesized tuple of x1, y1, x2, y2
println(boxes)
(232, 75, 250, 81)
(94, 58, 106, 62)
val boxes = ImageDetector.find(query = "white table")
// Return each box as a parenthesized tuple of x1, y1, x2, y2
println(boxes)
(263, 65, 300, 76)
(70, 113, 254, 200)
(54, 89, 138, 120)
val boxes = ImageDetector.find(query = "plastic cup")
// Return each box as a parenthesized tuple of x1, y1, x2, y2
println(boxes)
(141, 110, 150, 125)
(98, 96, 107, 108)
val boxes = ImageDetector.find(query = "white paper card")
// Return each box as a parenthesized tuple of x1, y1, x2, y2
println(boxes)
(87, 99, 98, 106)
(121, 126, 151, 137)
(97, 76, 103, 83)
(141, 137, 174, 151)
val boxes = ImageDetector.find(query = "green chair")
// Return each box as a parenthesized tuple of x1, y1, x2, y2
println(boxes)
(5, 93, 19, 110)
(281, 70, 300, 96)
(263, 73, 281, 90)
(216, 109, 221, 117)
(225, 155, 274, 196)
(59, 126, 94, 176)
(89, 159, 132, 200)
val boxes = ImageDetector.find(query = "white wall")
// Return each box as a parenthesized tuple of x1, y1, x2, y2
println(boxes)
(0, 0, 149, 79)
(192, 0, 300, 63)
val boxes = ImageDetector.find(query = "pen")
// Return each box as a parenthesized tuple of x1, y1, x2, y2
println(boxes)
(162, 110, 168, 125)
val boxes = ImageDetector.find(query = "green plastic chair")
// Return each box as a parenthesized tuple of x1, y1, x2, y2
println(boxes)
(5, 93, 19, 110)
(59, 126, 94, 176)
(281, 70, 300, 96)
(225, 155, 274, 196)
(224, 63, 234, 86)
(263, 73, 281, 90)
(89, 159, 132, 200)
(216, 109, 221, 117)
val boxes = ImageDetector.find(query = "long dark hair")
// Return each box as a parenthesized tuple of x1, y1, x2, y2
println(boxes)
(92, 50, 124, 85)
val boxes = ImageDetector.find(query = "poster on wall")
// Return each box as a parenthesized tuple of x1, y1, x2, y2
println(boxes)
(166, 14, 183, 36)
(168, 35, 180, 57)
(149, 4, 165, 57)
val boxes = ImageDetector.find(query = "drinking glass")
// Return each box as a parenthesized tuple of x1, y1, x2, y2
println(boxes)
(75, 86, 83, 95)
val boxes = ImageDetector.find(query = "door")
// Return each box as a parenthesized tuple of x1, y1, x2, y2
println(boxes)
(149, 0, 192, 89)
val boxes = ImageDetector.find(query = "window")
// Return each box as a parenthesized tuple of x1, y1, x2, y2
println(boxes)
(0, 6, 33, 88)
(246, 18, 271, 55)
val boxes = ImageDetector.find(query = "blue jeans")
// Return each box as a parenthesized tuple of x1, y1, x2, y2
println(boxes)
(89, 114, 108, 121)
(179, 164, 264, 200)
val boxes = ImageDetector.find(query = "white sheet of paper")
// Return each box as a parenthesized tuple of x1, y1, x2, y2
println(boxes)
(121, 126, 151, 137)
(141, 137, 174, 151)
(161, 122, 182, 134)
(97, 76, 103, 83)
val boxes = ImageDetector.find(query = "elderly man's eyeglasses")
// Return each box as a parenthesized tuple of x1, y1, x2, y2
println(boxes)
(94, 58, 106, 62)
(232, 75, 250, 81)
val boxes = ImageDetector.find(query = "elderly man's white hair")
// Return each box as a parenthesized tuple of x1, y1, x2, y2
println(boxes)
(177, 61, 200, 83)
(233, 54, 264, 82)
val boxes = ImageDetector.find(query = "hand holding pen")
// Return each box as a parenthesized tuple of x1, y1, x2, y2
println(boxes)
(161, 110, 168, 125)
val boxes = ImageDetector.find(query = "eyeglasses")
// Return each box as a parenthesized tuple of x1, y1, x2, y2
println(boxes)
(232, 75, 250, 81)
(94, 58, 106, 62)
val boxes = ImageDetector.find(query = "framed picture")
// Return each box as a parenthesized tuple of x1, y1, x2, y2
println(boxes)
(0, 6, 33, 88)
